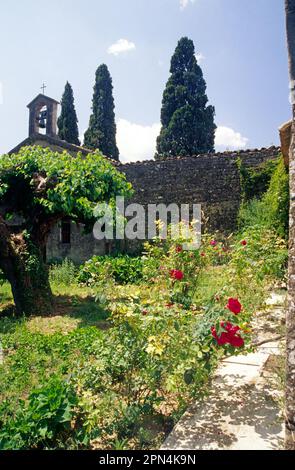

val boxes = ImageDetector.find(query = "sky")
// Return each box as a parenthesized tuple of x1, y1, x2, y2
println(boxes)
(0, 0, 291, 162)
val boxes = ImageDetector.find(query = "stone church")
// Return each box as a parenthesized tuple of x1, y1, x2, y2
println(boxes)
(9, 93, 282, 264)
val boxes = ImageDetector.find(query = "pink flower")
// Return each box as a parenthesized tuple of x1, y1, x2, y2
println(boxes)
(210, 240, 217, 247)
(226, 298, 242, 315)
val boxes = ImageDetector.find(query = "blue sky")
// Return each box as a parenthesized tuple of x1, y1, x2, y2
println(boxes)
(0, 0, 290, 162)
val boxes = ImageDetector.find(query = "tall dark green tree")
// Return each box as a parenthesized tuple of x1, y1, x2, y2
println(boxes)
(156, 37, 216, 158)
(84, 64, 119, 161)
(57, 82, 80, 146)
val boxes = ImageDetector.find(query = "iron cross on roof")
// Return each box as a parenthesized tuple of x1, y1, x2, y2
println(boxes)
(40, 83, 47, 94)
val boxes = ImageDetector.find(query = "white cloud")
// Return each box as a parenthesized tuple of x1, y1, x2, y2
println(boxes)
(117, 119, 161, 163)
(107, 39, 136, 56)
(116, 121, 248, 162)
(195, 52, 205, 64)
(180, 0, 195, 10)
(215, 126, 248, 150)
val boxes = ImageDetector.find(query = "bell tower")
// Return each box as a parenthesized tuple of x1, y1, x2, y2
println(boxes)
(27, 94, 59, 138)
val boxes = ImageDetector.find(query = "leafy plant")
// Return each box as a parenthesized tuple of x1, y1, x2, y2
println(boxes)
(238, 157, 278, 202)
(78, 255, 143, 286)
(238, 156, 289, 239)
(49, 258, 78, 286)
(0, 377, 87, 450)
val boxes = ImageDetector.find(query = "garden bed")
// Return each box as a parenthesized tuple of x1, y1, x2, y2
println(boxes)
(0, 223, 288, 450)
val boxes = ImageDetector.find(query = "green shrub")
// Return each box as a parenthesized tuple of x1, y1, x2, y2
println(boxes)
(78, 255, 143, 286)
(49, 258, 78, 286)
(238, 157, 278, 202)
(232, 227, 288, 281)
(238, 156, 289, 239)
(262, 157, 289, 238)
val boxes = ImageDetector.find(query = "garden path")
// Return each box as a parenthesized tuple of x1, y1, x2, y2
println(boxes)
(162, 291, 286, 450)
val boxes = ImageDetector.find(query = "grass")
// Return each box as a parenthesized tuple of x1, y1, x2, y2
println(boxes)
(0, 281, 109, 327)
(0, 283, 13, 311)
(0, 279, 109, 421)
(0, 280, 110, 406)
(0, 278, 172, 450)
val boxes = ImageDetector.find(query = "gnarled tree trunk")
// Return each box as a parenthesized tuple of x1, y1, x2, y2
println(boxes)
(285, 0, 295, 451)
(0, 216, 53, 316)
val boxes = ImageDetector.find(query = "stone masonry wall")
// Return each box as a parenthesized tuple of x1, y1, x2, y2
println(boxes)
(118, 146, 281, 233)
(46, 146, 280, 263)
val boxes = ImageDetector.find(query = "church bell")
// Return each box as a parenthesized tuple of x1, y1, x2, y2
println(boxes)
(36, 110, 47, 129)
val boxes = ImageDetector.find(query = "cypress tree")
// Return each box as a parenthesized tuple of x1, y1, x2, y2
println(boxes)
(156, 37, 216, 158)
(84, 64, 119, 161)
(57, 82, 80, 146)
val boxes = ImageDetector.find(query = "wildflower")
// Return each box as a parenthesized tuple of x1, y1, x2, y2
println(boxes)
(210, 240, 217, 247)
(241, 240, 247, 246)
(176, 245, 183, 253)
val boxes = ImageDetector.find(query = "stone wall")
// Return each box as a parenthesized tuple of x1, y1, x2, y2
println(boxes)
(46, 146, 280, 263)
(119, 146, 280, 233)
(46, 221, 109, 264)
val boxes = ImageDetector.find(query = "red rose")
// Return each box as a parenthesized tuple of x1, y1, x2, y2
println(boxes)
(211, 327, 229, 345)
(170, 269, 184, 281)
(176, 246, 183, 253)
(226, 298, 242, 315)
(229, 335, 244, 348)
(241, 240, 247, 246)
(212, 322, 244, 348)
(221, 321, 240, 335)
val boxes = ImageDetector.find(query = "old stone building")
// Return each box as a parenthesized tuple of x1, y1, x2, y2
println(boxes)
(9, 94, 281, 264)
